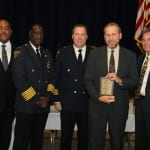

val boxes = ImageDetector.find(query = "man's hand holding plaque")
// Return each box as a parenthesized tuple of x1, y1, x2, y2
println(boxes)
(99, 96, 115, 104)
(99, 72, 123, 104)
(105, 72, 123, 84)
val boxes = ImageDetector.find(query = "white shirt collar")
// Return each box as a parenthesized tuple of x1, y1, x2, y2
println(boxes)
(0, 41, 11, 47)
(146, 54, 150, 59)
(73, 44, 86, 61)
(73, 44, 86, 53)
(107, 45, 120, 54)
(29, 41, 40, 53)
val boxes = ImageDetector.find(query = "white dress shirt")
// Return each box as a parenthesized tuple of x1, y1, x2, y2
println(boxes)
(29, 41, 41, 56)
(73, 44, 86, 62)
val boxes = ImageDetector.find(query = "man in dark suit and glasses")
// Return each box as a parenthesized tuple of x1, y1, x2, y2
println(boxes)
(0, 19, 16, 150)
(84, 22, 138, 150)
(54, 24, 92, 150)
(134, 27, 150, 150)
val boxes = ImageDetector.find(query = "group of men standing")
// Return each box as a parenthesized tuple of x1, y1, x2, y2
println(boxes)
(0, 18, 150, 150)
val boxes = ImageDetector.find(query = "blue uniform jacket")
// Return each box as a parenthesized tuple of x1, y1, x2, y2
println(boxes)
(12, 43, 56, 113)
(54, 45, 92, 112)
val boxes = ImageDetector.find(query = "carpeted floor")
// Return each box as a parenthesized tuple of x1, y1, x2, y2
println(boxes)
(42, 130, 135, 150)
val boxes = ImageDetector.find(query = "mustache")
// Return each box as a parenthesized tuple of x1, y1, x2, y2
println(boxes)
(108, 43, 118, 49)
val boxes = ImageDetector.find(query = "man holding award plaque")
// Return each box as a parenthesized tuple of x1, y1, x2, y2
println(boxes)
(84, 22, 138, 150)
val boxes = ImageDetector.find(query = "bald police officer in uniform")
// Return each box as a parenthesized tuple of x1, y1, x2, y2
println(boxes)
(12, 23, 57, 150)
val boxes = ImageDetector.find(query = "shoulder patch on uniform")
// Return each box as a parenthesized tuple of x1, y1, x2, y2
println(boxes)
(13, 50, 21, 59)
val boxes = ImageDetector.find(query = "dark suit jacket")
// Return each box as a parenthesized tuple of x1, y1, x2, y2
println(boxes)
(84, 46, 138, 119)
(12, 43, 55, 113)
(0, 44, 16, 113)
(54, 45, 92, 112)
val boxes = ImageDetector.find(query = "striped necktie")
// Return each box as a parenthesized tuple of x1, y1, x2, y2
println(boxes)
(109, 50, 115, 72)
(135, 57, 149, 99)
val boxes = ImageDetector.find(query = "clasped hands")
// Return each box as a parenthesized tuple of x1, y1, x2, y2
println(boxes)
(98, 72, 122, 104)
(37, 96, 50, 108)
(54, 102, 62, 111)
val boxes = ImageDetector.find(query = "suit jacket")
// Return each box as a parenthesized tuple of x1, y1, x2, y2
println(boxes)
(0, 43, 16, 113)
(54, 45, 92, 112)
(12, 43, 55, 113)
(84, 46, 138, 119)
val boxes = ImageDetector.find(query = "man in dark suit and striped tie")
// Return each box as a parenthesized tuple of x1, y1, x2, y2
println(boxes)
(134, 27, 150, 150)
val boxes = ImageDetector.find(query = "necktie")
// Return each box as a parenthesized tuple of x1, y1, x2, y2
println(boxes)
(36, 48, 41, 59)
(135, 57, 149, 99)
(78, 49, 82, 63)
(1, 45, 8, 70)
(109, 50, 115, 72)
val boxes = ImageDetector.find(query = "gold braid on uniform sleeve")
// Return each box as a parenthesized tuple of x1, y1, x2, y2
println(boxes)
(53, 88, 59, 95)
(21, 86, 36, 101)
(47, 84, 59, 95)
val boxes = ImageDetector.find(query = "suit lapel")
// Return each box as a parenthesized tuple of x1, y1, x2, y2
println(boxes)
(102, 47, 108, 74)
(139, 55, 145, 71)
(84, 46, 91, 63)
(70, 47, 78, 62)
(117, 47, 125, 75)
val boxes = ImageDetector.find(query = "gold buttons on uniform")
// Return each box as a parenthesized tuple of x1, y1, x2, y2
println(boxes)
(38, 80, 41, 83)
(74, 79, 78, 82)
(32, 69, 35, 72)
(67, 69, 70, 72)
(74, 90, 77, 94)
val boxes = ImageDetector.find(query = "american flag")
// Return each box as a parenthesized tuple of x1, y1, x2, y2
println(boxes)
(134, 0, 150, 52)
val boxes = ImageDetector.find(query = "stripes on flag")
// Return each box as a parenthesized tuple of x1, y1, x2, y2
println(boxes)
(134, 0, 150, 52)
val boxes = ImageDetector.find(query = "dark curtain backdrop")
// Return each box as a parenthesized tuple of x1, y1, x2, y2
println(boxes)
(0, 0, 140, 58)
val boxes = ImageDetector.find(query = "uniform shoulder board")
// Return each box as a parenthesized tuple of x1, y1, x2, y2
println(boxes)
(55, 45, 69, 57)
(13, 47, 21, 59)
